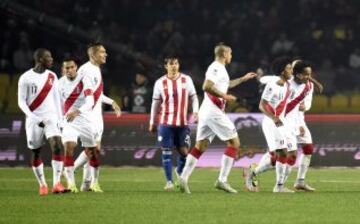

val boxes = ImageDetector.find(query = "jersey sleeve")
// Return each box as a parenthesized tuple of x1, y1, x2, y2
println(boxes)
(152, 80, 162, 100)
(261, 82, 275, 102)
(205, 65, 219, 83)
(51, 75, 63, 120)
(17, 75, 43, 123)
(187, 76, 197, 97)
(82, 74, 94, 96)
(303, 83, 314, 111)
(101, 94, 114, 105)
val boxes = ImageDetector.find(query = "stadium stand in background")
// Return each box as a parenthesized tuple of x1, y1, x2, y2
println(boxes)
(1, 0, 360, 113)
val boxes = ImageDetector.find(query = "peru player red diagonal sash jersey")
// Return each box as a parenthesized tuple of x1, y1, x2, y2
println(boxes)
(77, 61, 104, 118)
(152, 73, 197, 126)
(261, 80, 291, 119)
(58, 74, 95, 122)
(29, 73, 55, 112)
(17, 69, 61, 121)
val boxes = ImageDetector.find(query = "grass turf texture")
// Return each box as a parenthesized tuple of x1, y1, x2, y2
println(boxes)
(0, 167, 359, 224)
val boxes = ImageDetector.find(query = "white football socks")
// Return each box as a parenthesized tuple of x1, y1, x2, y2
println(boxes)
(255, 152, 274, 175)
(297, 154, 311, 182)
(218, 154, 234, 183)
(51, 160, 63, 186)
(32, 163, 47, 187)
(180, 154, 198, 182)
(74, 151, 89, 171)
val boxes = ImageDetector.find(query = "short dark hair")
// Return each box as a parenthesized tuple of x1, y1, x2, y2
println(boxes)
(33, 48, 49, 62)
(164, 56, 179, 65)
(62, 56, 79, 65)
(87, 42, 103, 50)
(293, 60, 311, 75)
(271, 56, 292, 75)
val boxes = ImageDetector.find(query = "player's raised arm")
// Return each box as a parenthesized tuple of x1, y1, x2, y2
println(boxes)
(17, 76, 43, 124)
(309, 75, 323, 94)
(228, 72, 257, 89)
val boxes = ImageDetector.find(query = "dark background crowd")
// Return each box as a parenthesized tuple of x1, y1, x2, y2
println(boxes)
(1, 0, 360, 113)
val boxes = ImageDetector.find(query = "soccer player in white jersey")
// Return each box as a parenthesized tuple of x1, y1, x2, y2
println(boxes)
(246, 60, 322, 192)
(18, 49, 65, 196)
(72, 43, 121, 192)
(58, 57, 100, 193)
(149, 56, 199, 191)
(178, 43, 257, 194)
(255, 56, 293, 193)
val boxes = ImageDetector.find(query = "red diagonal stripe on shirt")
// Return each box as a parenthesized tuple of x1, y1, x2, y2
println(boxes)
(64, 80, 84, 114)
(285, 82, 311, 115)
(274, 82, 291, 117)
(29, 73, 55, 112)
(207, 93, 225, 109)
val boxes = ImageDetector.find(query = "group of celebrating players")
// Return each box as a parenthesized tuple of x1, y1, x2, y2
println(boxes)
(18, 42, 322, 196)
(149, 43, 322, 194)
(18, 43, 121, 195)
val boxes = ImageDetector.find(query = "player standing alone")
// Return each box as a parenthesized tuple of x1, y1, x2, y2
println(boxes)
(18, 49, 65, 195)
(149, 57, 199, 191)
(178, 43, 256, 194)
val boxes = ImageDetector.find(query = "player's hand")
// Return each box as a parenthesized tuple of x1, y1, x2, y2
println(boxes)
(66, 110, 80, 122)
(192, 112, 198, 122)
(299, 126, 305, 137)
(273, 116, 283, 127)
(112, 101, 122, 118)
(148, 124, 157, 133)
(241, 72, 257, 81)
(223, 94, 237, 102)
(299, 102, 305, 111)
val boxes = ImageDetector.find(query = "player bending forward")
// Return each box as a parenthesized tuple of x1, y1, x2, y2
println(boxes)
(178, 43, 256, 194)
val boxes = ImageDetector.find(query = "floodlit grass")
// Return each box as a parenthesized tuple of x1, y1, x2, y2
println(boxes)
(0, 167, 359, 224)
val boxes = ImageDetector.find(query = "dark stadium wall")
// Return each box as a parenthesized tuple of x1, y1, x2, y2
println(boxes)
(0, 114, 360, 167)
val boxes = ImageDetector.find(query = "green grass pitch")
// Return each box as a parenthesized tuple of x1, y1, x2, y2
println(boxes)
(0, 167, 359, 224)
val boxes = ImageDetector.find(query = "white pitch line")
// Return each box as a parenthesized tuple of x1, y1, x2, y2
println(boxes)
(319, 180, 360, 183)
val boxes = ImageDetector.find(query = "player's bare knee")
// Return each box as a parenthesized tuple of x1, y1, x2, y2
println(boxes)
(31, 148, 41, 159)
(48, 136, 62, 155)
(227, 137, 241, 151)
(195, 140, 209, 152)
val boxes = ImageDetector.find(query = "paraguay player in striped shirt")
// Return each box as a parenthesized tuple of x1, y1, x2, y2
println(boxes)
(149, 57, 199, 191)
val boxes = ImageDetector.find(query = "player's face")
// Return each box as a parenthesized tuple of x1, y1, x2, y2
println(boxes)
(165, 59, 180, 77)
(63, 61, 78, 80)
(282, 63, 293, 80)
(93, 46, 107, 65)
(224, 48, 232, 64)
(40, 51, 54, 68)
(297, 67, 312, 84)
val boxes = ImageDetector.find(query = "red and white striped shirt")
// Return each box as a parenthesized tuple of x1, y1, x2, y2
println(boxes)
(150, 73, 198, 126)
